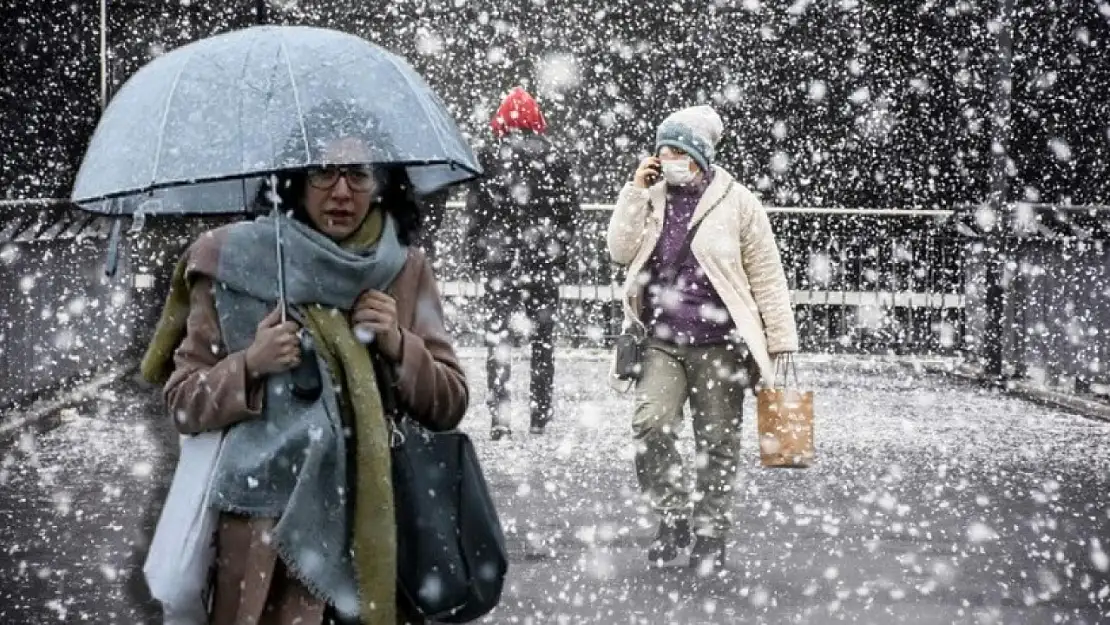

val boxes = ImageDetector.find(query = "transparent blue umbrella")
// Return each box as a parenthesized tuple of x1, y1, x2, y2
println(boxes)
(73, 24, 480, 213)
(70, 24, 481, 293)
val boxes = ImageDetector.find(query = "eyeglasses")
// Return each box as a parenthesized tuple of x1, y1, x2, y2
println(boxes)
(307, 166, 375, 192)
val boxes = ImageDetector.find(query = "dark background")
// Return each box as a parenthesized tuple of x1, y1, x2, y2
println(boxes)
(1, 0, 1107, 208)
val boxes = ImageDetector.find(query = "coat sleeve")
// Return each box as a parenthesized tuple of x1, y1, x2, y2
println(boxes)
(163, 277, 264, 434)
(606, 182, 652, 266)
(393, 257, 469, 431)
(551, 160, 581, 274)
(736, 190, 800, 354)
(463, 149, 497, 268)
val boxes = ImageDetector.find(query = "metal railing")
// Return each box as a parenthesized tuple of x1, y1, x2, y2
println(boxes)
(432, 200, 964, 355)
(1, 198, 967, 359)
(954, 202, 1110, 395)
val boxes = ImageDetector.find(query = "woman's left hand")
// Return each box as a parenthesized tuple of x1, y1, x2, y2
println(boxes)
(351, 290, 404, 361)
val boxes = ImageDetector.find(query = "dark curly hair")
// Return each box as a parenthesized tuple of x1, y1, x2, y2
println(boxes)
(252, 99, 422, 243)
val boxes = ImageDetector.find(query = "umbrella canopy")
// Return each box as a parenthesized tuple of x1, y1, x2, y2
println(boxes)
(72, 24, 480, 214)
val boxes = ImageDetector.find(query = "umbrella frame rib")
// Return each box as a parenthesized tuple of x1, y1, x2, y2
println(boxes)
(276, 30, 312, 165)
(73, 159, 481, 213)
(376, 50, 458, 161)
(150, 47, 200, 187)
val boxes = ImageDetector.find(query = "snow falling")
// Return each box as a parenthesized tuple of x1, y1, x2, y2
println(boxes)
(1, 0, 1109, 623)
(2, 354, 1109, 622)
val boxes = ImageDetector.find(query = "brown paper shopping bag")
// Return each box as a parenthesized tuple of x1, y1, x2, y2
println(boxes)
(757, 356, 814, 468)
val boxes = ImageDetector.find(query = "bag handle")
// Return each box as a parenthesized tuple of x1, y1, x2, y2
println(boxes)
(367, 347, 413, 448)
(770, 353, 800, 390)
(367, 347, 403, 418)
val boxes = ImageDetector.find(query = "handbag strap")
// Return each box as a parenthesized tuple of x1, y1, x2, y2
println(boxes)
(367, 348, 413, 447)
(368, 347, 403, 418)
(661, 179, 735, 287)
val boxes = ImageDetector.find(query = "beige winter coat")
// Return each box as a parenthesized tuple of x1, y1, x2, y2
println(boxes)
(606, 165, 799, 385)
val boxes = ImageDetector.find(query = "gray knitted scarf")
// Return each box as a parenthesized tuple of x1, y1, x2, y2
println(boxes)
(206, 212, 407, 618)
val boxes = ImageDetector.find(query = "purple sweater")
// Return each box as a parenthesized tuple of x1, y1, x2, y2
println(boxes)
(640, 171, 736, 345)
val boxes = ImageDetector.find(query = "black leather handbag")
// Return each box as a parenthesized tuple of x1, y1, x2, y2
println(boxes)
(371, 351, 508, 623)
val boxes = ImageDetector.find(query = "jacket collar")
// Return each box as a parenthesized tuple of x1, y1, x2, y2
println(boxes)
(647, 165, 736, 229)
(691, 166, 735, 227)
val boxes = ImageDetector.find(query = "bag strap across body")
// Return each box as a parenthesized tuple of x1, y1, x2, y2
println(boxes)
(626, 179, 736, 341)
(613, 179, 738, 391)
(655, 178, 736, 290)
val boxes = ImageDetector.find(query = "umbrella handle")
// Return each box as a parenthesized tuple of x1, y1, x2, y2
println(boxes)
(270, 176, 288, 324)
(274, 209, 288, 324)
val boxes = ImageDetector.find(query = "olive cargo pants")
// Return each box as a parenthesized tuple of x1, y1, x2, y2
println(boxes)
(632, 339, 752, 537)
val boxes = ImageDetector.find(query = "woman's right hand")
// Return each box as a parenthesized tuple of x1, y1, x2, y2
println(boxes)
(245, 307, 301, 377)
(633, 156, 661, 189)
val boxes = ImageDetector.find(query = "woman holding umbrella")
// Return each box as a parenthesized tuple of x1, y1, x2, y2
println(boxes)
(71, 25, 489, 623)
(142, 101, 468, 624)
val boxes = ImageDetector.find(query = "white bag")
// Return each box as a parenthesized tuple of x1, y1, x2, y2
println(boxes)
(144, 431, 225, 625)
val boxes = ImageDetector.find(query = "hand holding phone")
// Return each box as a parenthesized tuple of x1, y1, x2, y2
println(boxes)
(634, 156, 662, 188)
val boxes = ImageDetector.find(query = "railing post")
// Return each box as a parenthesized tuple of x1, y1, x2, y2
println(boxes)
(99, 0, 108, 110)
(982, 0, 1015, 380)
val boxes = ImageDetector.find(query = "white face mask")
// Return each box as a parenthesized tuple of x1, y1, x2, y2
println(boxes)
(661, 158, 696, 186)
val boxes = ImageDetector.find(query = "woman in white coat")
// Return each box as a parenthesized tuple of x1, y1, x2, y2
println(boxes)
(606, 105, 799, 573)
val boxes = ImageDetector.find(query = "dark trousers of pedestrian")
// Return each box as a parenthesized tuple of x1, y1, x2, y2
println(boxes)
(483, 279, 557, 435)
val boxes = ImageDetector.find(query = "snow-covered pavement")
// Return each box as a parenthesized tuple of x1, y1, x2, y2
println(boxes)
(1, 352, 1107, 624)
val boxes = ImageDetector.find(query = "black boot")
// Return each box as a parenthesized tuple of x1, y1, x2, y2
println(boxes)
(529, 408, 552, 435)
(689, 535, 726, 574)
(489, 402, 512, 440)
(647, 518, 692, 565)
